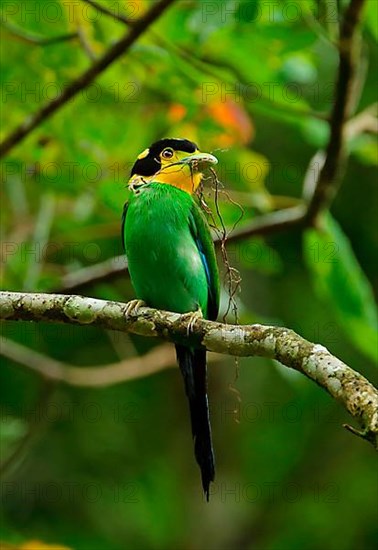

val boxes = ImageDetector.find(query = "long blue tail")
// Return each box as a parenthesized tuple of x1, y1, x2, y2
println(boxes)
(175, 345, 215, 500)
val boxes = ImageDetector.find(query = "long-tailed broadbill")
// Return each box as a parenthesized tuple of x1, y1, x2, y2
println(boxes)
(122, 138, 220, 500)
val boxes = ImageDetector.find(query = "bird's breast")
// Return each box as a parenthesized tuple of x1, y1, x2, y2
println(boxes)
(124, 184, 208, 314)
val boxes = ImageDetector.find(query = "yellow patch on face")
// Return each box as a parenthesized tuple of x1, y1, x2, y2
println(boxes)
(151, 167, 203, 194)
(149, 149, 203, 194)
(137, 148, 150, 160)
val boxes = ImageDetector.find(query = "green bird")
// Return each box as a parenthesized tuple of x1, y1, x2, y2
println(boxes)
(122, 138, 220, 500)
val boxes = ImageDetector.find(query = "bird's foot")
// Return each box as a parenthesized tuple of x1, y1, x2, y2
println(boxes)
(182, 309, 203, 336)
(125, 299, 145, 317)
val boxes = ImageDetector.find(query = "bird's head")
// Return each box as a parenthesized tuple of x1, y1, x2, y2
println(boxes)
(128, 138, 218, 194)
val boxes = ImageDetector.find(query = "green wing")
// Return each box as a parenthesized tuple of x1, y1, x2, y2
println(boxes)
(189, 203, 220, 321)
(121, 202, 128, 252)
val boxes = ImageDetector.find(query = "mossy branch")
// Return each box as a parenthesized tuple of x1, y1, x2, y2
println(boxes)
(1, 291, 377, 449)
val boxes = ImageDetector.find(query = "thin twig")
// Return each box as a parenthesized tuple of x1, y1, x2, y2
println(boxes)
(344, 102, 378, 138)
(0, 0, 177, 158)
(225, 205, 308, 244)
(23, 194, 56, 291)
(1, 20, 78, 46)
(76, 25, 98, 61)
(81, 0, 133, 26)
(208, 167, 242, 322)
(1, 291, 377, 448)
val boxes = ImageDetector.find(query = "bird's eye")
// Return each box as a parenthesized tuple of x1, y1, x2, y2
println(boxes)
(161, 148, 174, 159)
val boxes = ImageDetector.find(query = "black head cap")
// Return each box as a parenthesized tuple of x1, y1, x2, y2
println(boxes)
(130, 138, 198, 177)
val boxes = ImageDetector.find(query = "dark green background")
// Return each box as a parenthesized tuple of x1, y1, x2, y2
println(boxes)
(1, 1, 377, 549)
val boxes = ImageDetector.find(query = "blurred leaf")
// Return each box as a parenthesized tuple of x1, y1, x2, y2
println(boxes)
(234, 0, 260, 23)
(206, 99, 254, 145)
(364, 0, 378, 41)
(280, 54, 317, 84)
(303, 214, 378, 363)
(238, 237, 283, 275)
(350, 134, 378, 166)
(213, 148, 272, 215)
(187, 0, 237, 40)
(301, 117, 330, 147)
(258, 26, 317, 52)
(0, 415, 27, 458)
(20, 541, 72, 550)
(98, 180, 127, 214)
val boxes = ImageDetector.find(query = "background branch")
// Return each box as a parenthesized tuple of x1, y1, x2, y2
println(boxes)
(0, 338, 223, 387)
(1, 291, 377, 448)
(58, 254, 128, 292)
(305, 0, 366, 223)
(0, 20, 78, 45)
(0, 0, 176, 158)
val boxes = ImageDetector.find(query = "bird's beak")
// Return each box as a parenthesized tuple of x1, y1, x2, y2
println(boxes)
(179, 152, 218, 171)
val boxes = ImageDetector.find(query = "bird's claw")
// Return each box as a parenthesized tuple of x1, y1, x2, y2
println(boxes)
(183, 309, 203, 336)
(125, 299, 145, 317)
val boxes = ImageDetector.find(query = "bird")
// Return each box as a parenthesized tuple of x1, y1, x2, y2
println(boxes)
(122, 138, 220, 500)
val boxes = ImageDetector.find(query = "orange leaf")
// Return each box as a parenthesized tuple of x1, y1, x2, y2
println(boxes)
(168, 103, 187, 123)
(207, 100, 254, 145)
(20, 540, 72, 550)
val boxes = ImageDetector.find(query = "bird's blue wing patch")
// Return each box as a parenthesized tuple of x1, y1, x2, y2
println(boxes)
(196, 239, 212, 290)
(188, 206, 220, 321)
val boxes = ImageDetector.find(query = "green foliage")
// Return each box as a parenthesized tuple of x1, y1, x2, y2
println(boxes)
(364, 0, 378, 40)
(304, 214, 378, 362)
(1, 0, 377, 549)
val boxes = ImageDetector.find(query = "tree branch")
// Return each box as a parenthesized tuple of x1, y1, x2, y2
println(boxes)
(1, 291, 377, 448)
(225, 205, 308, 243)
(305, 0, 366, 224)
(0, 0, 176, 158)
(58, 254, 128, 292)
(0, 338, 174, 386)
